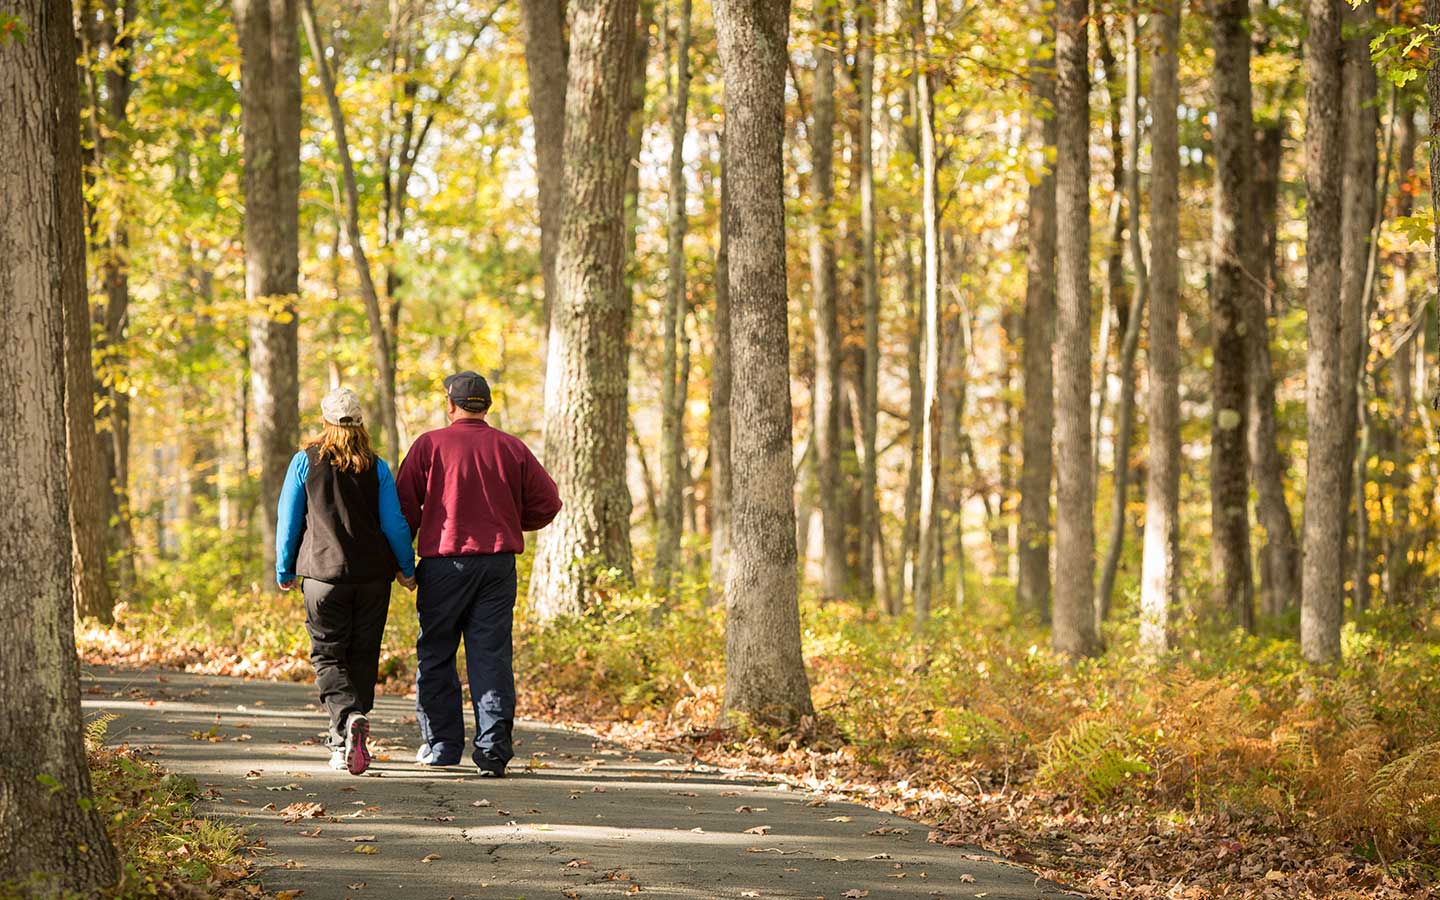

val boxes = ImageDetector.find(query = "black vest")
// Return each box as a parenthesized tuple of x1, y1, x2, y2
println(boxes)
(295, 447, 397, 583)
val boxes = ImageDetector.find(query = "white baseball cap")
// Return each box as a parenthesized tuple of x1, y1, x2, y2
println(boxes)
(321, 388, 364, 426)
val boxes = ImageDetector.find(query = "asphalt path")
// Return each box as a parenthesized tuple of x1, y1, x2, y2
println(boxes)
(82, 667, 1075, 900)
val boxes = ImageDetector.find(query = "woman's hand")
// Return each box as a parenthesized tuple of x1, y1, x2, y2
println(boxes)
(397, 572, 417, 592)
(279, 580, 297, 592)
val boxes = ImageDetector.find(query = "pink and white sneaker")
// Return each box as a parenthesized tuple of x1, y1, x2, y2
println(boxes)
(344, 714, 371, 775)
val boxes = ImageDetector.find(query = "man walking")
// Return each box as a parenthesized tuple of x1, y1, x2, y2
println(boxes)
(397, 371, 562, 775)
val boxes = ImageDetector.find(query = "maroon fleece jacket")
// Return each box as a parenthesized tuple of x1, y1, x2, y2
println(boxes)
(396, 418, 562, 557)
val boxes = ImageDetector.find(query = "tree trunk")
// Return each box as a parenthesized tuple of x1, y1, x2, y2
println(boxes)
(528, 0, 638, 620)
(1339, 0, 1378, 611)
(234, 0, 301, 581)
(1301, 0, 1345, 664)
(1091, 11, 1125, 492)
(1210, 0, 1255, 631)
(301, 0, 400, 459)
(1095, 2, 1147, 628)
(899, 237, 923, 613)
(1384, 102, 1417, 601)
(714, 0, 815, 727)
(0, 0, 120, 887)
(809, 0, 845, 601)
(1016, 0, 1057, 624)
(857, 0, 881, 606)
(1247, 114, 1301, 619)
(709, 134, 733, 606)
(655, 0, 693, 593)
(912, 0, 943, 628)
(518, 0, 569, 355)
(1052, 0, 1099, 658)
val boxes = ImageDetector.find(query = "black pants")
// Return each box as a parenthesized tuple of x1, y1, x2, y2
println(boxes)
(413, 554, 517, 768)
(302, 578, 391, 749)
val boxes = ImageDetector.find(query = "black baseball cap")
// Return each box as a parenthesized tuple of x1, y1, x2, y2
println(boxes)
(443, 371, 492, 412)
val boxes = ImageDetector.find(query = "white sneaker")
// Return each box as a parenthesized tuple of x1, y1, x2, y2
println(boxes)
(329, 748, 346, 770)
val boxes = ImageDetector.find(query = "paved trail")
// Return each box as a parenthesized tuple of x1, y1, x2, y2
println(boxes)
(83, 667, 1073, 900)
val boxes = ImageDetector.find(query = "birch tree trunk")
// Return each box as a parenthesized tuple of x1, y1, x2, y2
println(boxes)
(301, 0, 400, 459)
(1301, 0, 1346, 664)
(655, 0, 693, 592)
(1096, 2, 1147, 628)
(1210, 0, 1255, 631)
(529, 0, 639, 620)
(715, 0, 815, 726)
(912, 0, 944, 627)
(1051, 0, 1099, 658)
(857, 0, 881, 606)
(1016, 0, 1057, 624)
(0, 0, 120, 886)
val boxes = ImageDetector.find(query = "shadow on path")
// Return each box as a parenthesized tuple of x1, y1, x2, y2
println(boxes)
(83, 667, 1077, 900)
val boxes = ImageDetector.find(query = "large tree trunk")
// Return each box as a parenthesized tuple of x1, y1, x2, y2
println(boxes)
(809, 0, 845, 601)
(0, 0, 120, 888)
(1301, 0, 1345, 664)
(1210, 0, 1255, 630)
(1140, 0, 1180, 655)
(518, 0, 569, 355)
(899, 238, 923, 613)
(857, 0, 881, 606)
(1339, 0, 1378, 602)
(714, 0, 815, 726)
(301, 0, 400, 459)
(528, 0, 638, 620)
(1247, 113, 1301, 619)
(708, 135, 733, 606)
(234, 0, 301, 581)
(1091, 11, 1125, 492)
(1051, 0, 1099, 658)
(1095, 1, 1147, 628)
(655, 0, 693, 593)
(912, 0, 944, 627)
(1384, 103, 1417, 601)
(1016, 0, 1056, 624)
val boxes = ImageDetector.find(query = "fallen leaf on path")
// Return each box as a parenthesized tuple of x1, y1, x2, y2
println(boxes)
(826, 816, 853, 823)
(352, 845, 378, 855)
(690, 827, 704, 833)
(720, 791, 740, 797)
(267, 783, 302, 792)
(843, 891, 870, 898)
(279, 802, 324, 823)
(275, 891, 303, 900)
(866, 827, 909, 836)
(672, 791, 697, 797)
(868, 854, 892, 860)
(431, 815, 455, 822)
(740, 892, 758, 898)
(343, 835, 376, 843)
(743, 825, 772, 835)
(561, 892, 579, 899)
(420, 853, 441, 863)
(346, 883, 366, 890)
(298, 828, 323, 838)
(471, 799, 491, 807)
(565, 858, 590, 868)
(958, 874, 975, 883)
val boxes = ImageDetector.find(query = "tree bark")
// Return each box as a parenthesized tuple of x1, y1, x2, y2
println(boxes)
(1384, 102, 1417, 601)
(518, 0, 569, 355)
(1210, 0, 1255, 631)
(1339, 0, 1378, 608)
(528, 0, 638, 620)
(857, 0, 881, 606)
(655, 0, 693, 593)
(1096, 1, 1147, 628)
(899, 237, 923, 613)
(809, 0, 845, 601)
(1016, 0, 1057, 624)
(234, 0, 302, 581)
(1052, 0, 1099, 658)
(1301, 0, 1345, 664)
(1247, 113, 1301, 619)
(1091, 11, 1125, 492)
(708, 135, 733, 606)
(0, 0, 120, 887)
(301, 0, 400, 459)
(715, 0, 815, 726)
(912, 0, 943, 627)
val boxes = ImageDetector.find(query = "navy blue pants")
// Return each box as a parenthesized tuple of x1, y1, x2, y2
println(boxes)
(413, 554, 517, 769)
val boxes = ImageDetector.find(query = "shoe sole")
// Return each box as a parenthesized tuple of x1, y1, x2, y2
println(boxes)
(346, 717, 371, 775)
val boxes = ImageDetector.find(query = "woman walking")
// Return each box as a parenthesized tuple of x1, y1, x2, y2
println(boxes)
(275, 388, 416, 774)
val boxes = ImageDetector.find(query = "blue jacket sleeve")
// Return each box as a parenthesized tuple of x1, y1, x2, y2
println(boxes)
(377, 458, 416, 578)
(275, 451, 309, 585)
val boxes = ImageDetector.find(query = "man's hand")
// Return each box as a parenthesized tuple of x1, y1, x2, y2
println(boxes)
(397, 572, 417, 592)
(279, 580, 297, 592)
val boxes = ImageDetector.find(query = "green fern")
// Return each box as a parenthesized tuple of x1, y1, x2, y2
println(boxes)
(84, 713, 117, 751)
(1037, 717, 1153, 803)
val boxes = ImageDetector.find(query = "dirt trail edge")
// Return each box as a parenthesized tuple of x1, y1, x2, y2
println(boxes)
(83, 667, 1076, 900)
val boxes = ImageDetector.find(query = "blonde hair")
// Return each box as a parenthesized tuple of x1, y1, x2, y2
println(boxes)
(305, 422, 376, 474)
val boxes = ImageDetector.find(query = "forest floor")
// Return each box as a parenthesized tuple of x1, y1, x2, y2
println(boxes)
(81, 666, 1072, 900)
